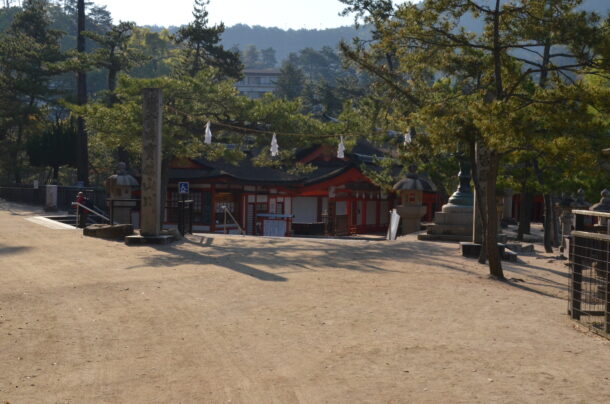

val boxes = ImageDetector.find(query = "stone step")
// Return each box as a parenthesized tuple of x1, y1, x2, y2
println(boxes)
(426, 223, 473, 236)
(417, 233, 472, 242)
(460, 242, 517, 262)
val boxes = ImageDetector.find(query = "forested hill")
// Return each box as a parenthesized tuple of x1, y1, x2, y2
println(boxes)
(147, 0, 609, 63)
(142, 24, 371, 63)
(221, 24, 370, 63)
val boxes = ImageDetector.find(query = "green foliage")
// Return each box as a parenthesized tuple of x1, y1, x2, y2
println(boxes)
(83, 21, 148, 93)
(127, 27, 175, 79)
(26, 119, 77, 179)
(340, 0, 609, 276)
(173, 0, 242, 80)
(275, 61, 305, 100)
(0, 0, 66, 183)
(71, 68, 337, 169)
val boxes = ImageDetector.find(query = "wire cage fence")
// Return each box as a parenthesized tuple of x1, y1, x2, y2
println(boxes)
(569, 210, 610, 338)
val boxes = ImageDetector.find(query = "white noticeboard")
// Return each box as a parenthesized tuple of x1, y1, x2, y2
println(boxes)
(178, 181, 189, 195)
(45, 185, 58, 210)
(386, 209, 401, 240)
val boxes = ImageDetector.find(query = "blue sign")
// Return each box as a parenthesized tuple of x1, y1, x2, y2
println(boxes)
(178, 181, 189, 194)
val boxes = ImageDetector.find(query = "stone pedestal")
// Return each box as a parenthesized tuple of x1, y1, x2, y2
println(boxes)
(419, 203, 473, 240)
(84, 224, 134, 239)
(418, 158, 474, 242)
(106, 162, 138, 224)
(397, 205, 427, 234)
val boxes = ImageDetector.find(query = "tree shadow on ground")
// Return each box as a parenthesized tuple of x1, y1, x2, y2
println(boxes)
(124, 234, 570, 300)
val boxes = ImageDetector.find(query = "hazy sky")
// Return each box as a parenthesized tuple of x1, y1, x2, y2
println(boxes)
(92, 0, 364, 30)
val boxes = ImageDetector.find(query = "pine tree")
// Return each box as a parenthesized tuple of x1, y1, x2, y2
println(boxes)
(84, 21, 147, 95)
(174, 0, 242, 80)
(27, 119, 77, 183)
(340, 0, 609, 279)
(0, 0, 65, 183)
(275, 61, 305, 100)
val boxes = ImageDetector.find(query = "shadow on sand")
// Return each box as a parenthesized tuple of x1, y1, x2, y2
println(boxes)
(122, 234, 570, 300)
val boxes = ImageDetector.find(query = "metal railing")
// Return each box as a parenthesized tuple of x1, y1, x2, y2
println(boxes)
(72, 202, 111, 224)
(568, 210, 610, 338)
(221, 206, 245, 235)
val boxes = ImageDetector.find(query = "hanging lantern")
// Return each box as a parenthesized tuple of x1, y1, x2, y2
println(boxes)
(337, 136, 345, 159)
(204, 121, 212, 145)
(270, 133, 279, 157)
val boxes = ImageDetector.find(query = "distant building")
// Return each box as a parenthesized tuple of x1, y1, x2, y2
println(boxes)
(235, 69, 281, 99)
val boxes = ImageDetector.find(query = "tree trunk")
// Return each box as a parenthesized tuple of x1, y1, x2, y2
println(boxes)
(76, 0, 89, 186)
(470, 141, 486, 264)
(13, 121, 25, 184)
(517, 190, 532, 241)
(485, 155, 503, 279)
(533, 158, 553, 253)
(476, 142, 504, 279)
(542, 193, 554, 253)
(552, 199, 561, 248)
(108, 67, 117, 93)
(52, 165, 59, 183)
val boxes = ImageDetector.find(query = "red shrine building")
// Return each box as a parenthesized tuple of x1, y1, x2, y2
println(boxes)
(167, 141, 439, 236)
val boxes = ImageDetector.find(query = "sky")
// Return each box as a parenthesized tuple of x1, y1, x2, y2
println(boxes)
(91, 0, 364, 30)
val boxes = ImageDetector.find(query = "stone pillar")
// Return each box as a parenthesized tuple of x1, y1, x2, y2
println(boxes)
(140, 88, 163, 236)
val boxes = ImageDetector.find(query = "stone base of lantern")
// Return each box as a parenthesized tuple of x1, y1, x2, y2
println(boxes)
(396, 205, 428, 235)
(418, 204, 473, 242)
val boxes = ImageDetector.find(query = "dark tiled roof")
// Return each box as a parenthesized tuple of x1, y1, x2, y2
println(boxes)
(170, 140, 398, 186)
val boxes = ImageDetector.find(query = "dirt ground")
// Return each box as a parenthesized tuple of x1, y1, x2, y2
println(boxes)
(1, 200, 610, 403)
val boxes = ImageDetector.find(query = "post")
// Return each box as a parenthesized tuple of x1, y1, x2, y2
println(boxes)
(189, 200, 193, 234)
(601, 241, 610, 334)
(140, 88, 163, 236)
(472, 188, 482, 243)
(110, 200, 114, 225)
(570, 234, 582, 320)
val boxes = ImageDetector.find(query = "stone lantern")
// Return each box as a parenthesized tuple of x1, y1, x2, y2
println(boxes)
(590, 188, 610, 228)
(418, 154, 474, 241)
(557, 194, 575, 253)
(105, 162, 139, 224)
(393, 165, 436, 234)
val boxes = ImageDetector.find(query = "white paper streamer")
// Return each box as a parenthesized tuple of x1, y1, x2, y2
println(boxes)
(270, 133, 279, 157)
(204, 121, 212, 145)
(337, 136, 345, 158)
(404, 131, 411, 146)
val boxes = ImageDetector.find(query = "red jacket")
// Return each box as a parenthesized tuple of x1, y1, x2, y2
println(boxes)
(76, 195, 91, 213)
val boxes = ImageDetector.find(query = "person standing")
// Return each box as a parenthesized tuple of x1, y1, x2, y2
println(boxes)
(76, 191, 90, 228)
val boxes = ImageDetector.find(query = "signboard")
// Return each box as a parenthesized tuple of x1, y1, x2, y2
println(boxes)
(178, 181, 189, 195)
(386, 209, 401, 240)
